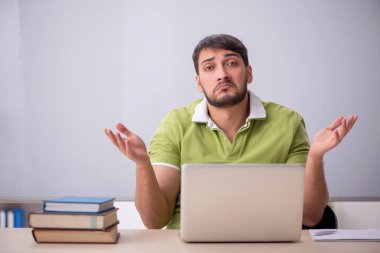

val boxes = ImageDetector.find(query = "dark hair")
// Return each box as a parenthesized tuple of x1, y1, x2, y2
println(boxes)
(192, 34, 249, 75)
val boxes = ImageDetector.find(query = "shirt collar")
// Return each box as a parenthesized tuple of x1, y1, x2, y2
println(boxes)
(192, 90, 266, 129)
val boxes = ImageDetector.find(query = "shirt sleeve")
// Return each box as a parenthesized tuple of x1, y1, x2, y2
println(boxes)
(148, 111, 181, 171)
(285, 115, 310, 164)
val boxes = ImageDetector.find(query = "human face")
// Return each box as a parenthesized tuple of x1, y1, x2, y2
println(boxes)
(196, 48, 252, 108)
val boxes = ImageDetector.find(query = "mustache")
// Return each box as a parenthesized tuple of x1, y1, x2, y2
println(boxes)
(214, 80, 237, 92)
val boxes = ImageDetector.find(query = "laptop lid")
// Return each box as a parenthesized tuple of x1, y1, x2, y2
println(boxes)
(180, 163, 304, 242)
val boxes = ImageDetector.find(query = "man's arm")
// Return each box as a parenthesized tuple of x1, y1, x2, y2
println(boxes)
(303, 115, 358, 226)
(105, 123, 180, 229)
(303, 153, 328, 226)
(135, 162, 180, 229)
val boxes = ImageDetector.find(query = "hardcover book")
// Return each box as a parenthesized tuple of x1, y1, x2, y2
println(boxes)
(29, 208, 119, 230)
(43, 196, 115, 213)
(32, 224, 120, 244)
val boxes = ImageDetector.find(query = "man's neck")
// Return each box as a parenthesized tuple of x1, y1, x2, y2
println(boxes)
(207, 93, 250, 142)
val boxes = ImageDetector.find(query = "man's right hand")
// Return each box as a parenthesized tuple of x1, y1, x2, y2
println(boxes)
(104, 123, 149, 164)
(104, 123, 180, 229)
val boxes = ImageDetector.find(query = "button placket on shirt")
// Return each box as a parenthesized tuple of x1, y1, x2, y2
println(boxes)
(228, 120, 253, 160)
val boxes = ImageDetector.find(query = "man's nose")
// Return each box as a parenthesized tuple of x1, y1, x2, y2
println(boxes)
(216, 66, 230, 81)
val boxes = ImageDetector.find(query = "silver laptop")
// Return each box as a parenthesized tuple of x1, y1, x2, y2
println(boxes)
(180, 164, 305, 242)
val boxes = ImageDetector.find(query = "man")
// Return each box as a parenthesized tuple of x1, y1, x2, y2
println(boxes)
(105, 34, 358, 229)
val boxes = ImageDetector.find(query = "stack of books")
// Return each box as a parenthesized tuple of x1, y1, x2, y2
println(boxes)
(29, 197, 120, 243)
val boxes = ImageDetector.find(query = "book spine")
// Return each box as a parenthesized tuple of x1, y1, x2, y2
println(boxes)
(0, 209, 6, 228)
(14, 208, 24, 228)
(7, 210, 14, 228)
(31, 229, 40, 243)
(42, 201, 47, 212)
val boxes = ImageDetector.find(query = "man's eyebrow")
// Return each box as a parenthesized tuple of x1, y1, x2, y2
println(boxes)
(223, 53, 240, 59)
(200, 53, 241, 65)
(200, 57, 215, 66)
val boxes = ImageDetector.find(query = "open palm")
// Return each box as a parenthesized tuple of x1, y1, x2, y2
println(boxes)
(105, 123, 149, 163)
(310, 115, 358, 159)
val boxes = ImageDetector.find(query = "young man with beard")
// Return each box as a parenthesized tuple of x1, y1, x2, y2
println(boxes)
(105, 34, 358, 229)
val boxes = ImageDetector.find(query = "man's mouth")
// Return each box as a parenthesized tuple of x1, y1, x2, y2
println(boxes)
(215, 81, 235, 92)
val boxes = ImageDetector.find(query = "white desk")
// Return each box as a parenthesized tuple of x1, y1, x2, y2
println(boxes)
(0, 229, 379, 253)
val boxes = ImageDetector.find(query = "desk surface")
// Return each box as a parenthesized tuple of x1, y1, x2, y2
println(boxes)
(0, 229, 379, 253)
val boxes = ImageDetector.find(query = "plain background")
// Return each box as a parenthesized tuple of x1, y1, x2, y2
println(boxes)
(0, 0, 379, 200)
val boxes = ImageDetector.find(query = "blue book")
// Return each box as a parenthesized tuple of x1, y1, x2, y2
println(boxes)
(14, 208, 24, 228)
(43, 197, 115, 213)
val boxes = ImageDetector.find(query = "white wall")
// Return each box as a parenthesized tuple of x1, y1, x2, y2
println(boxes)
(1, 0, 379, 199)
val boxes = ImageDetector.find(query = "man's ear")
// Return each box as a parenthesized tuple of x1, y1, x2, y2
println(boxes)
(196, 75, 203, 93)
(247, 65, 253, 84)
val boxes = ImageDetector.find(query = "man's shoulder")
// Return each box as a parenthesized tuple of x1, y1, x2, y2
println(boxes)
(166, 98, 202, 120)
(262, 101, 303, 121)
(162, 99, 203, 124)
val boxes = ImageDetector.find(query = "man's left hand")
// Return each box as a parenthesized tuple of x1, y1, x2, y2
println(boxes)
(309, 115, 358, 160)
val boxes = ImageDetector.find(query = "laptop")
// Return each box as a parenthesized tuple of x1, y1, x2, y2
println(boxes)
(180, 163, 305, 242)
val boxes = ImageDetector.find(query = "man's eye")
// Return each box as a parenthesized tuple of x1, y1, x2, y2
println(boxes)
(226, 61, 237, 66)
(204, 66, 214, 71)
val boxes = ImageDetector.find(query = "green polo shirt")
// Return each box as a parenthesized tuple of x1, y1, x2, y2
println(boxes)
(148, 91, 310, 229)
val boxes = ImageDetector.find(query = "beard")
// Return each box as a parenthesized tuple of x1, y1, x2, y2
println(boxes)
(201, 78, 248, 108)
